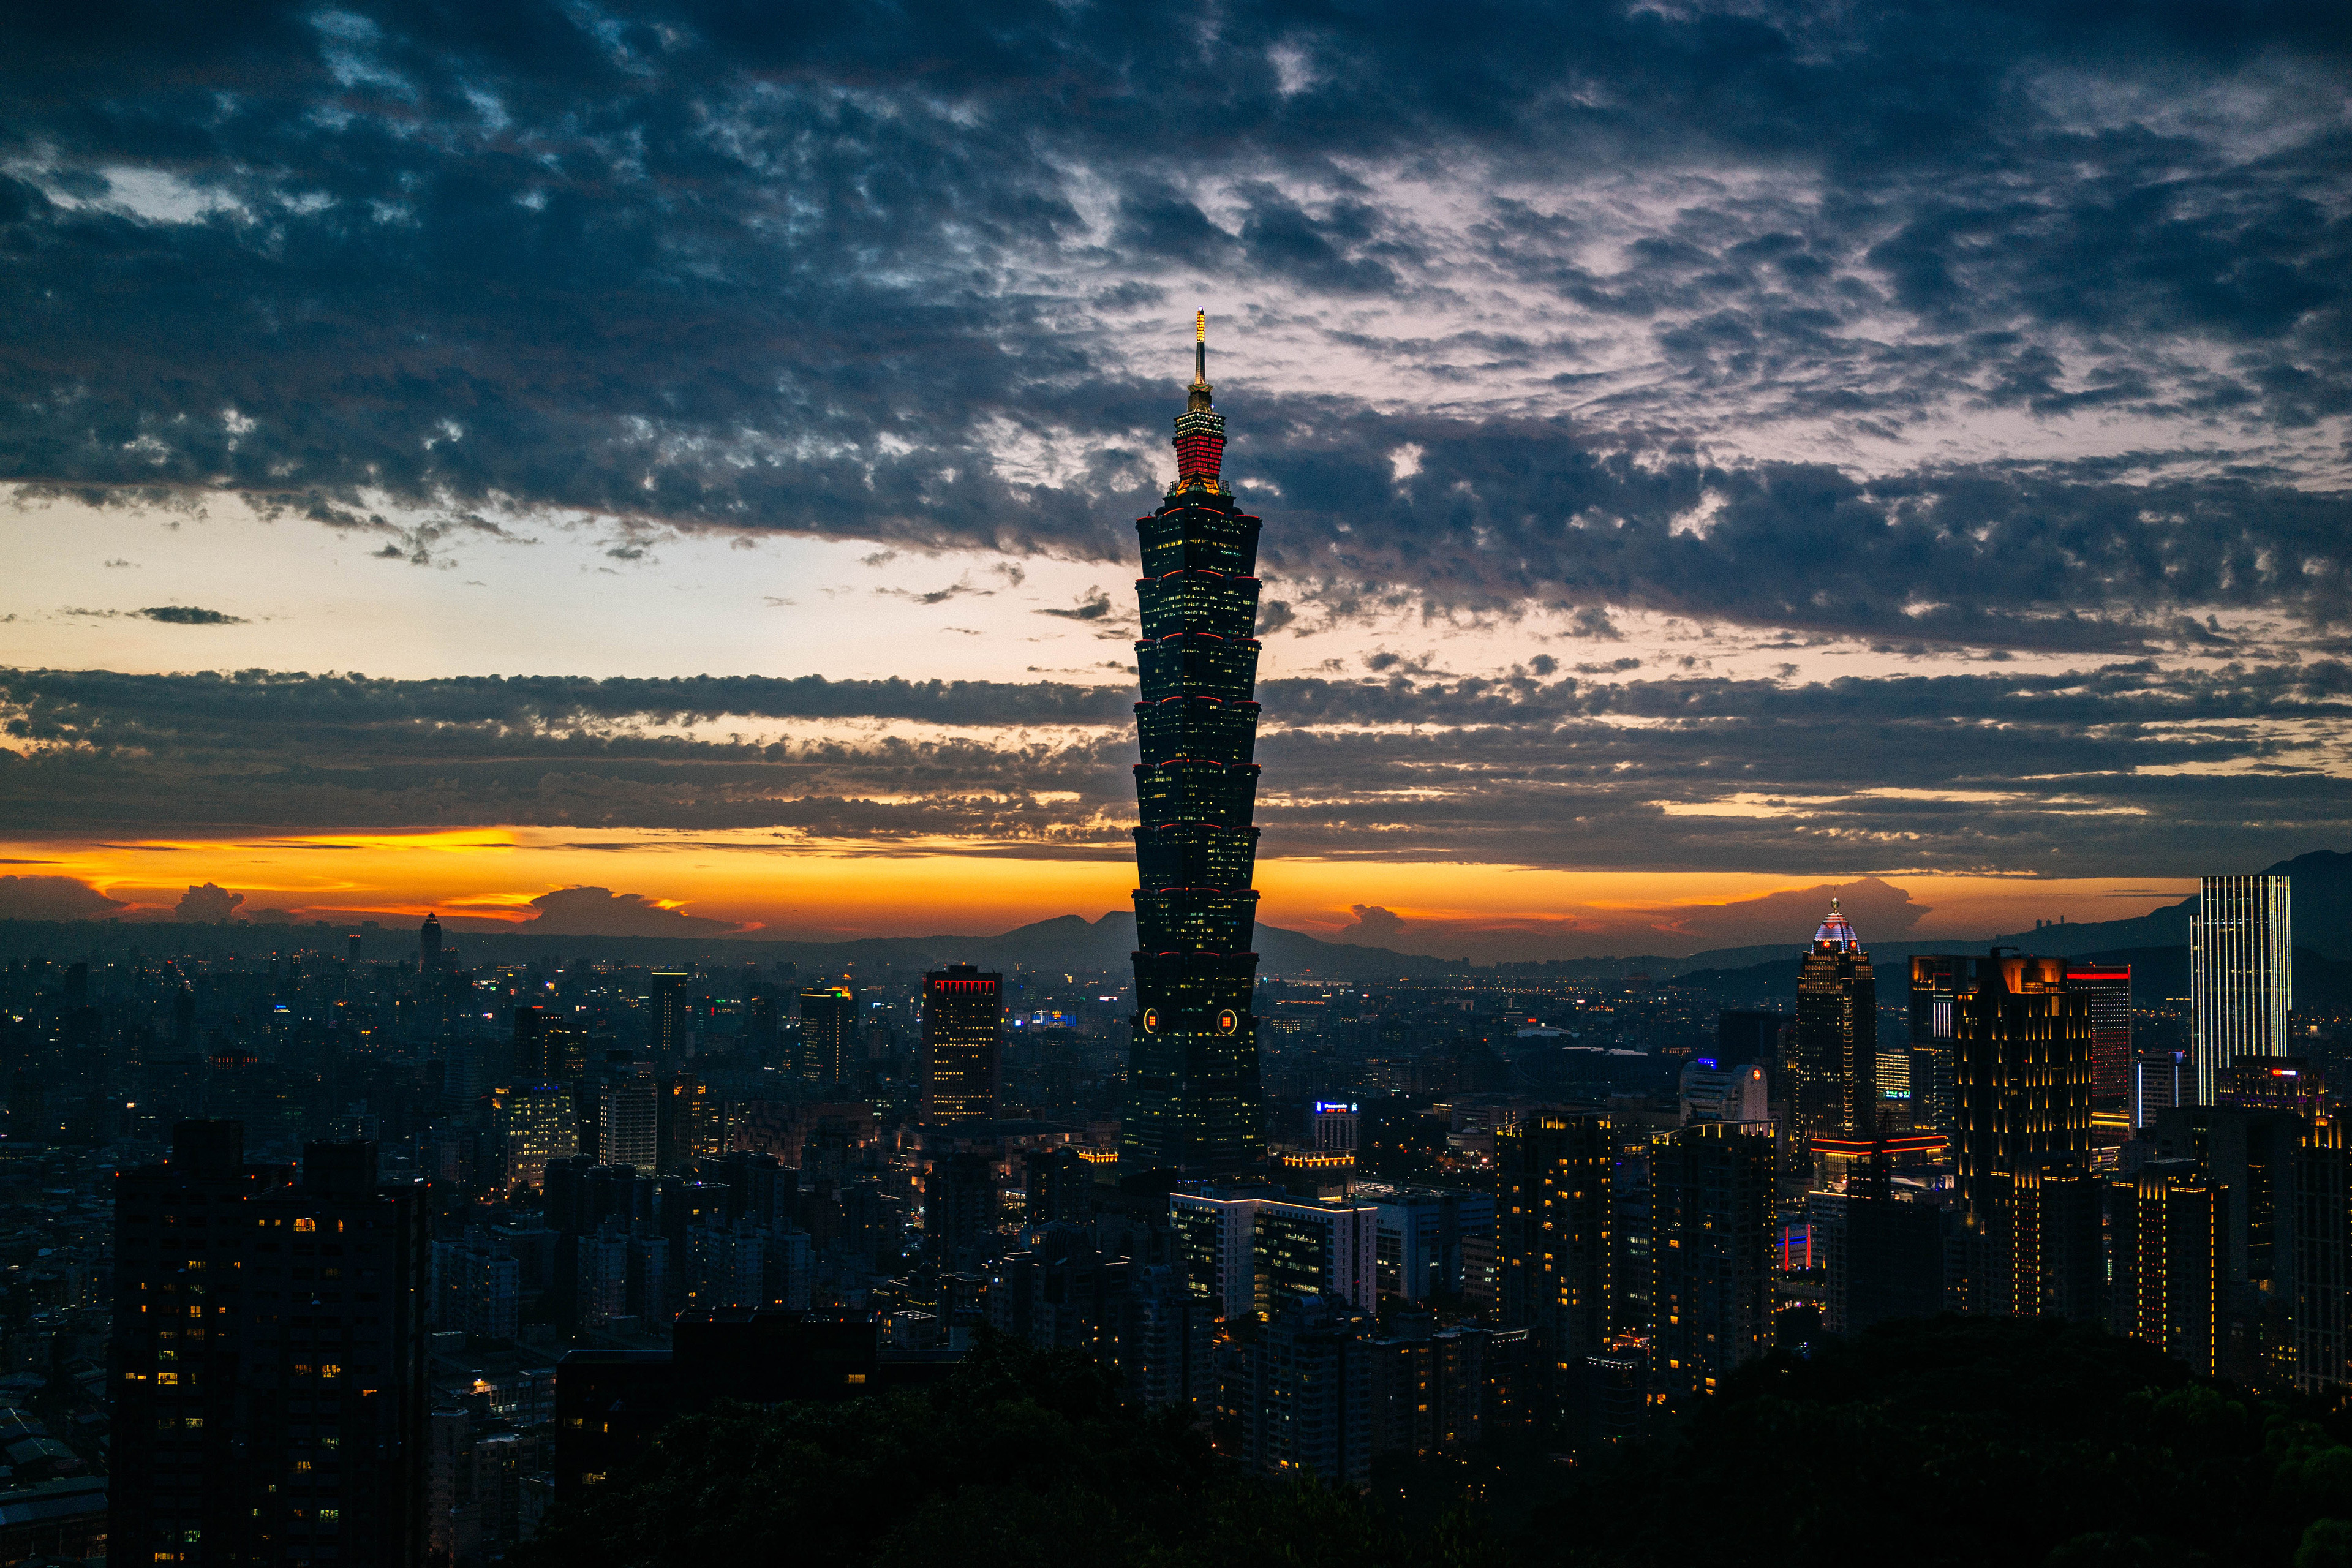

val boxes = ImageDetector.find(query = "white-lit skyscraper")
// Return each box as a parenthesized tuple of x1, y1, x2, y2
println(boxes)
(2192, 874, 2293, 1103)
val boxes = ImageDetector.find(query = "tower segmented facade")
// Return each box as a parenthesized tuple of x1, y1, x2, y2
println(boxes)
(1121, 314, 1266, 1179)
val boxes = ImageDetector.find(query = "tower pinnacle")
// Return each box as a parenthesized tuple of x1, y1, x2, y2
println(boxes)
(1174, 312, 1226, 488)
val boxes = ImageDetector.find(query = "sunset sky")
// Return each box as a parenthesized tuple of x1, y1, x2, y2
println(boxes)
(1, 1, 2344, 959)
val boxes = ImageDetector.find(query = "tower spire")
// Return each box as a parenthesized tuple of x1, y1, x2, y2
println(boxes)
(1172, 311, 1226, 489)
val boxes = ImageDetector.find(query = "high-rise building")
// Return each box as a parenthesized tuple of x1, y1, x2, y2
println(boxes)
(492, 1082, 579, 1195)
(648, 971, 690, 1062)
(1648, 1121, 1774, 1407)
(1978, 1161, 2103, 1322)
(799, 984, 857, 1090)
(1168, 1189, 1378, 1319)
(516, 1006, 589, 1086)
(1120, 315, 1267, 1181)
(115, 1133, 431, 1564)
(1948, 952, 2096, 1223)
(1714, 1009, 1788, 1069)
(1223, 1292, 1375, 1487)
(1497, 1115, 1615, 1362)
(2293, 1115, 2350, 1393)
(595, 1071, 658, 1174)
(921, 965, 1003, 1123)
(1362, 1186, 1494, 1302)
(110, 1121, 295, 1563)
(2135, 1048, 2192, 1132)
(2193, 874, 2293, 1103)
(2073, 965, 2133, 1106)
(925, 1152, 998, 1267)
(2110, 1161, 2225, 1377)
(1795, 899, 1875, 1148)
(420, 912, 444, 972)
(1807, 1188, 1943, 1336)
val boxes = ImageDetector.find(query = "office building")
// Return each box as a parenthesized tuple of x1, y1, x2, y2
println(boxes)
(2073, 965, 2133, 1106)
(799, 984, 857, 1090)
(1497, 1115, 1615, 1361)
(1795, 899, 1875, 1147)
(1947, 953, 2095, 1223)
(1679, 1059, 1769, 1127)
(1169, 1189, 1378, 1319)
(109, 1121, 295, 1564)
(2193, 873, 2294, 1103)
(2111, 1162, 2225, 1377)
(1648, 1121, 1774, 1406)
(1121, 315, 1267, 1181)
(420, 912, 444, 972)
(595, 1071, 658, 1175)
(492, 1082, 578, 1196)
(1310, 1100, 1359, 1153)
(648, 970, 690, 1062)
(921, 966, 1003, 1123)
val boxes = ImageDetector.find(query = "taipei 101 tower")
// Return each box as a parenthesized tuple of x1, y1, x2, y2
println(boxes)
(1120, 314, 1267, 1180)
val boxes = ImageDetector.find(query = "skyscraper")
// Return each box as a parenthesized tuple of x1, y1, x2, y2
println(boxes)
(1950, 952, 2096, 1223)
(2193, 873, 2294, 1103)
(114, 1127, 431, 1566)
(1497, 1114, 1615, 1361)
(110, 1121, 294, 1563)
(1795, 899, 1875, 1148)
(1648, 1121, 1775, 1407)
(798, 983, 856, 1089)
(921, 965, 1003, 1123)
(648, 970, 690, 1063)
(1120, 314, 1267, 1180)
(2073, 965, 2133, 1106)
(420, 911, 443, 973)
(2110, 1161, 2225, 1377)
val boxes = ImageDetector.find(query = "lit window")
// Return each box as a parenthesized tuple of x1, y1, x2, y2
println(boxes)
(294, 1218, 315, 1233)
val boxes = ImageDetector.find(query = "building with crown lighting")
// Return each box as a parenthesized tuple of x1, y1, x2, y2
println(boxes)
(922, 965, 1003, 1123)
(1120, 315, 1267, 1180)
(1793, 899, 1875, 1150)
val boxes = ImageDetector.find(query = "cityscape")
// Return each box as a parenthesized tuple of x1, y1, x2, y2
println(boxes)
(4, 2, 2351, 1566)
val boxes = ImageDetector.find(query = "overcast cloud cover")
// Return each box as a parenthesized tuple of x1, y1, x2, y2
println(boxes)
(1, 0, 2348, 921)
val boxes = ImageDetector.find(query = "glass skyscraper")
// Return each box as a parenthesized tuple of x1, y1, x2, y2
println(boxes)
(1120, 315, 1267, 1178)
(2192, 873, 2293, 1103)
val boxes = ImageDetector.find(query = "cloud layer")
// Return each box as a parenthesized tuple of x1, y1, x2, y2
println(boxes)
(4, 663, 2345, 876)
(1, 0, 2345, 651)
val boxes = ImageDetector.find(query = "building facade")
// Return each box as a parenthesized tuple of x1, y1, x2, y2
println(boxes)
(1497, 1115, 1615, 1362)
(798, 984, 857, 1090)
(1949, 953, 2096, 1223)
(921, 966, 1003, 1123)
(1121, 316, 1267, 1180)
(1648, 1121, 1774, 1407)
(2192, 873, 2294, 1103)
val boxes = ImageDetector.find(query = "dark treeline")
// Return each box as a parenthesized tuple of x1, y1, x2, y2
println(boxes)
(522, 1318, 2352, 1568)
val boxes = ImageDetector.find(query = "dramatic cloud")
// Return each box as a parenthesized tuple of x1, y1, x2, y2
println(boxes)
(173, 881, 243, 922)
(0, 874, 127, 921)
(0, 0, 2343, 650)
(1656, 876, 1932, 951)
(519, 886, 742, 937)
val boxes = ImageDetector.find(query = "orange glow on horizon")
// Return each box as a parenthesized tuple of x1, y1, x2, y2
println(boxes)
(1, 827, 2196, 957)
